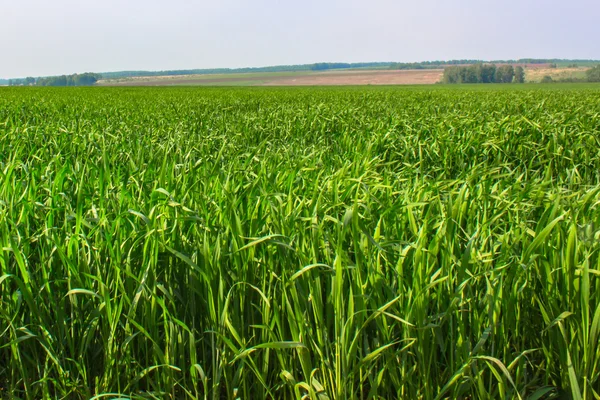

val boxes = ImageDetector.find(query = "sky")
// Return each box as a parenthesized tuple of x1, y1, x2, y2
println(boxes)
(1, 0, 599, 78)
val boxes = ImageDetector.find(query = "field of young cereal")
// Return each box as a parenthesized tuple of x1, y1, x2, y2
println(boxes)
(1, 85, 599, 399)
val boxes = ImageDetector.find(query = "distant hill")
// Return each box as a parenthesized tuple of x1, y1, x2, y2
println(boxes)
(98, 62, 394, 80)
(99, 59, 600, 80)
(3, 59, 599, 84)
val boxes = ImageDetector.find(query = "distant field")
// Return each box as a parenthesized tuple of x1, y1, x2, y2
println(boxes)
(98, 69, 444, 86)
(96, 64, 596, 87)
(525, 66, 590, 82)
(553, 60, 600, 68)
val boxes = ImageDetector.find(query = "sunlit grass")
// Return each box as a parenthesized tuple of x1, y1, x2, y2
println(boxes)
(0, 86, 599, 399)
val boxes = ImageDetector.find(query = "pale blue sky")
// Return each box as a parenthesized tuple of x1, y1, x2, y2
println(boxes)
(1, 0, 598, 78)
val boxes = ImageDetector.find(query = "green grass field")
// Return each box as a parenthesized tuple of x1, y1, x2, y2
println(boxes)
(1, 85, 600, 399)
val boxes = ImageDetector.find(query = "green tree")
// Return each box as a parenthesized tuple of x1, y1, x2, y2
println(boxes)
(75, 73, 101, 85)
(481, 64, 497, 83)
(495, 65, 515, 83)
(540, 75, 553, 83)
(513, 66, 525, 83)
(35, 73, 100, 87)
(586, 65, 600, 82)
(442, 66, 462, 83)
(443, 64, 499, 84)
(466, 64, 482, 83)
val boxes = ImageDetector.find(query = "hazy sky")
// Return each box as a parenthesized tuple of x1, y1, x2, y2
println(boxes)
(1, 0, 598, 78)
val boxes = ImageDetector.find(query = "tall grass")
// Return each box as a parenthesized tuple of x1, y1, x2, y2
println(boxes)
(1, 86, 599, 399)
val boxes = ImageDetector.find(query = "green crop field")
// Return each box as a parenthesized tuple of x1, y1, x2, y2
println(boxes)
(1, 85, 600, 399)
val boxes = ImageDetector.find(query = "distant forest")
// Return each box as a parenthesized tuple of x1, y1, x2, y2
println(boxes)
(442, 64, 525, 84)
(2, 59, 599, 85)
(443, 63, 600, 84)
(6, 73, 101, 87)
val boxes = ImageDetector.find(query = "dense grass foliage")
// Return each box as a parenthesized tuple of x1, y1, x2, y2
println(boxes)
(1, 85, 600, 399)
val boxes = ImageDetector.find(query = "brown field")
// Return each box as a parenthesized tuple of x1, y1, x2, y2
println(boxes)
(263, 70, 443, 86)
(98, 69, 444, 87)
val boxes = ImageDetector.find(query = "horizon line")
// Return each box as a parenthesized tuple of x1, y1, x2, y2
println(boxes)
(2, 57, 599, 81)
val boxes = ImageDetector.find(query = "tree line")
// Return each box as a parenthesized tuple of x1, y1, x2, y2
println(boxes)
(391, 59, 600, 71)
(442, 64, 525, 84)
(8, 73, 101, 86)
